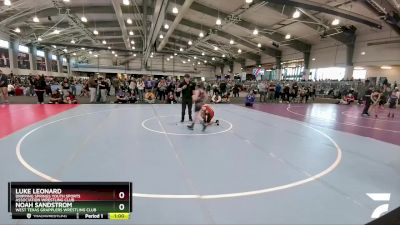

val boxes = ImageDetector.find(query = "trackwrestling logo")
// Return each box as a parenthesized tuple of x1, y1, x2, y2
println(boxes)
(366, 193, 391, 219)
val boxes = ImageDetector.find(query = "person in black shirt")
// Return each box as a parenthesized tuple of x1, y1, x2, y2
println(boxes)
(0, 70, 9, 104)
(98, 77, 108, 103)
(34, 75, 46, 104)
(178, 74, 196, 122)
(362, 84, 373, 116)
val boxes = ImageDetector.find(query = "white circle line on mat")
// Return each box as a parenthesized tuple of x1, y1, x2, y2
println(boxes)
(16, 107, 342, 199)
(141, 115, 233, 136)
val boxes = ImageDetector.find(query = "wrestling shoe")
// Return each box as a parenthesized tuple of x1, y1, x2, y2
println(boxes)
(215, 120, 220, 126)
(187, 123, 194, 130)
(201, 122, 207, 132)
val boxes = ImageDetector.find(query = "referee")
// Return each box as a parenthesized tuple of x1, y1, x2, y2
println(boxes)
(178, 74, 196, 122)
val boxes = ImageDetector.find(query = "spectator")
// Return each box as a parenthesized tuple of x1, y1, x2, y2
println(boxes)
(98, 77, 108, 103)
(64, 91, 78, 104)
(144, 91, 155, 104)
(0, 70, 8, 104)
(48, 89, 63, 104)
(88, 75, 97, 103)
(114, 89, 129, 104)
(245, 91, 256, 107)
(62, 78, 70, 96)
(157, 79, 167, 101)
(166, 91, 177, 104)
(257, 81, 266, 102)
(34, 75, 46, 104)
(7, 83, 15, 96)
(137, 78, 145, 102)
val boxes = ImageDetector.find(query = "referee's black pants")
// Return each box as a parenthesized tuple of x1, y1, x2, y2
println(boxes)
(181, 98, 193, 121)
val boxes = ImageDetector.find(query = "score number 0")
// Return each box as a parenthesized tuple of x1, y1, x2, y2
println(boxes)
(118, 192, 126, 211)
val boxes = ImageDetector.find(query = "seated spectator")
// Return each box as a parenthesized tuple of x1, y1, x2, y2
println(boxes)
(7, 84, 15, 96)
(128, 92, 138, 104)
(245, 91, 256, 107)
(337, 93, 355, 105)
(221, 92, 231, 103)
(211, 92, 222, 104)
(49, 89, 63, 104)
(63, 91, 78, 104)
(166, 91, 177, 104)
(114, 90, 129, 104)
(15, 85, 24, 96)
(145, 91, 155, 104)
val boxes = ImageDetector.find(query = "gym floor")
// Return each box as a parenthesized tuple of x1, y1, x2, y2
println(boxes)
(0, 103, 399, 224)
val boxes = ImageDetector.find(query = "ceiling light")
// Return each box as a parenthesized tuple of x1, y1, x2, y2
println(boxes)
(285, 33, 291, 39)
(108, 46, 111, 49)
(53, 29, 60, 34)
(222, 54, 225, 57)
(253, 28, 258, 35)
(63, 49, 68, 52)
(94, 54, 98, 57)
(183, 61, 186, 64)
(81, 16, 87, 23)
(204, 60, 207, 63)
(101, 40, 106, 44)
(127, 18, 132, 24)
(257, 43, 261, 48)
(381, 65, 392, 70)
(229, 39, 234, 45)
(72, 52, 76, 55)
(167, 58, 170, 61)
(133, 54, 136, 57)
(93, 29, 99, 35)
(130, 40, 135, 44)
(197, 62, 200, 65)
(70, 39, 75, 44)
(129, 31, 134, 36)
(81, 47, 85, 50)
(212, 57, 215, 61)
(188, 59, 190, 62)
(164, 24, 169, 30)
(331, 18, 340, 26)
(4, 0, 11, 6)
(132, 46, 135, 50)
(238, 49, 242, 53)
(89, 51, 92, 54)
(52, 45, 57, 48)
(312, 58, 316, 61)
(170, 55, 173, 58)
(188, 40, 192, 45)
(38, 37, 42, 41)
(245, 0, 253, 3)
(123, 0, 129, 5)
(292, 10, 301, 18)
(150, 55, 153, 58)
(216, 18, 222, 25)
(115, 54, 118, 57)
(199, 31, 204, 37)
(33, 16, 39, 23)
(174, 53, 177, 56)
(354, 66, 364, 70)
(172, 6, 178, 14)
(63, 0, 70, 2)
(159, 34, 164, 39)
(214, 46, 218, 51)
(112, 51, 115, 54)
(180, 47, 183, 52)
(14, 27, 21, 33)
(361, 51, 366, 55)
(202, 52, 205, 56)
(194, 56, 197, 59)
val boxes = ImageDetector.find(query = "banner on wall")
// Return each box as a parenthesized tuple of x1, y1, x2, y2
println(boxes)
(252, 68, 265, 80)
(36, 57, 46, 71)
(0, 48, 10, 68)
(18, 52, 30, 69)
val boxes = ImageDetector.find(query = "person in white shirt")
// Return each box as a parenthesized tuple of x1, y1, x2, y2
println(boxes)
(136, 78, 145, 102)
(257, 81, 266, 102)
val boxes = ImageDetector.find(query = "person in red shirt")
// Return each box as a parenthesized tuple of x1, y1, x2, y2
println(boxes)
(64, 91, 78, 104)
(200, 104, 219, 131)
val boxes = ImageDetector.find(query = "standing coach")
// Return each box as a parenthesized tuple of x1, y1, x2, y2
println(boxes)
(177, 74, 196, 122)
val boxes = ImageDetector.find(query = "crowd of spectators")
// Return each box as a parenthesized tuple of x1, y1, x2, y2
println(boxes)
(0, 70, 398, 110)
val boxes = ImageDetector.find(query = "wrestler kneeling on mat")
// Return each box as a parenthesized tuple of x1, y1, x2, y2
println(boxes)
(188, 82, 219, 131)
(199, 104, 220, 131)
